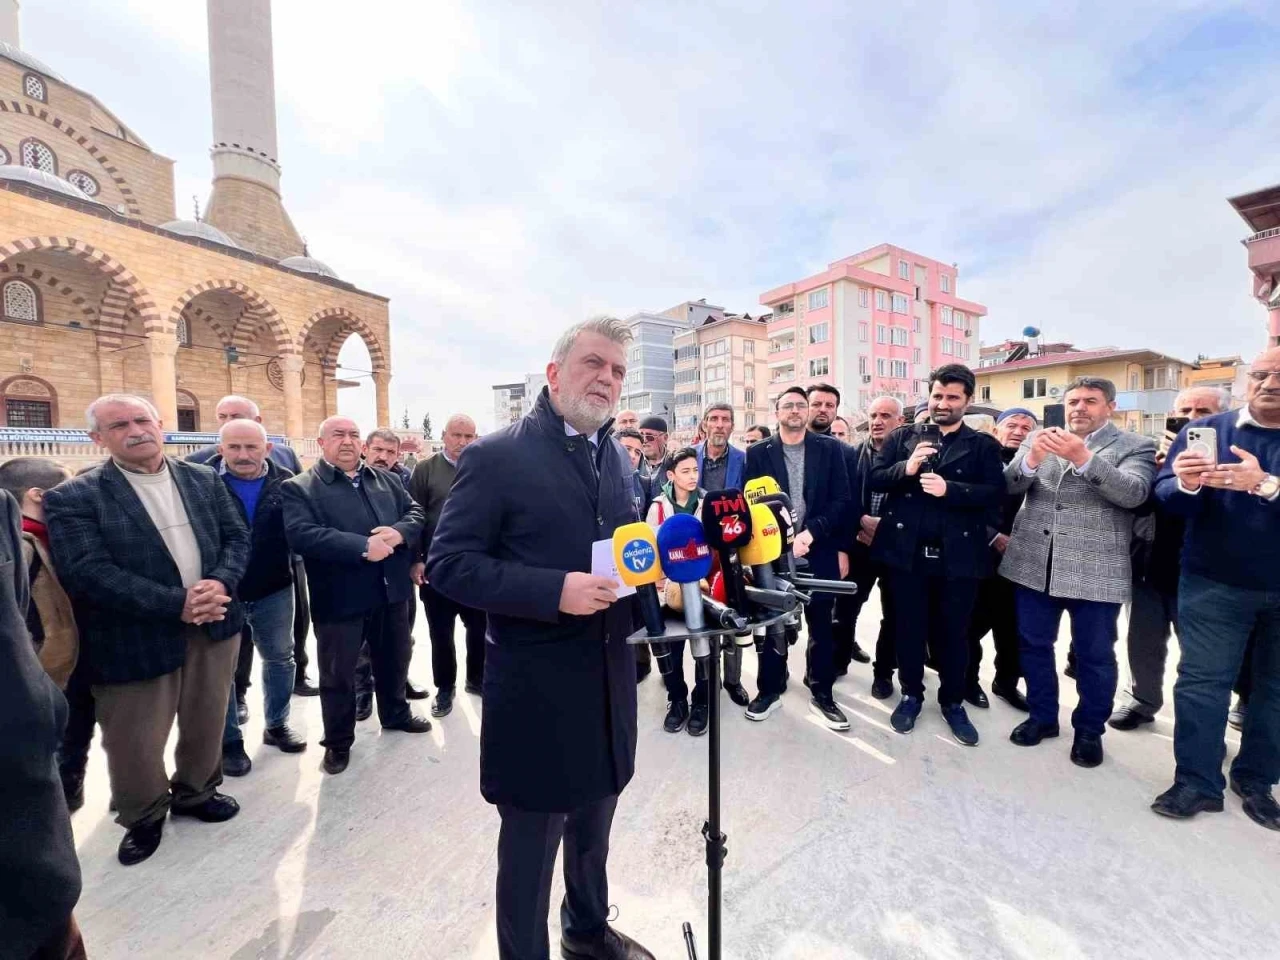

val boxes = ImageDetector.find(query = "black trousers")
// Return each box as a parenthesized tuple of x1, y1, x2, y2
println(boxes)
(422, 582, 487, 692)
(833, 548, 892, 675)
(315, 599, 413, 749)
(497, 794, 616, 960)
(886, 562, 980, 705)
(293, 559, 311, 682)
(966, 574, 1022, 689)
(760, 593, 835, 699)
(355, 594, 420, 697)
(58, 655, 97, 779)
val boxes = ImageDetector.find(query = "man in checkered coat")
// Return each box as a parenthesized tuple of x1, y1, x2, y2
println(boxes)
(999, 377, 1156, 769)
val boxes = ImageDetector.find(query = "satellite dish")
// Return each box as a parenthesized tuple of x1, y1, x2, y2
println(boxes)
(1022, 326, 1041, 338)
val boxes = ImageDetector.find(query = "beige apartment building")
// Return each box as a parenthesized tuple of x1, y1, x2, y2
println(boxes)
(670, 312, 770, 447)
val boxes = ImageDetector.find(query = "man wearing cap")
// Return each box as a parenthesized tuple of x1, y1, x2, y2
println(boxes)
(638, 417, 668, 490)
(964, 408, 1037, 712)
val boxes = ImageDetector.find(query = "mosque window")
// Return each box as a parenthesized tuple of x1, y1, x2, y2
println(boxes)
(2, 279, 40, 325)
(20, 138, 57, 175)
(0, 145, 9, 165)
(66, 170, 100, 197)
(23, 73, 47, 102)
(176, 315, 192, 347)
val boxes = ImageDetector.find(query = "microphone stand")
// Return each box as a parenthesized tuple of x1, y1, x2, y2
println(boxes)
(627, 610, 792, 960)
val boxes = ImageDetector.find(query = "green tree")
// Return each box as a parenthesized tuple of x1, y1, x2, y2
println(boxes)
(401, 407, 410, 430)
(422, 413, 433, 440)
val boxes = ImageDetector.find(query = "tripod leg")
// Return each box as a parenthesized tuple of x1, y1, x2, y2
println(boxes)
(706, 637, 725, 960)
(683, 921, 699, 960)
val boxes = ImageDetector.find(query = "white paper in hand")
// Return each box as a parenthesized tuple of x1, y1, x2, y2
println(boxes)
(591, 538, 636, 598)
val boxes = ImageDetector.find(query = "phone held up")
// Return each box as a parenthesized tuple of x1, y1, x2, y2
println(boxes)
(1160, 416, 1190, 458)
(1042, 403, 1066, 430)
(916, 422, 941, 474)
(1186, 426, 1218, 466)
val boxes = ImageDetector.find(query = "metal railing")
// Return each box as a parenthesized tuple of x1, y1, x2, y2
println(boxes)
(1246, 226, 1280, 243)
(0, 428, 316, 469)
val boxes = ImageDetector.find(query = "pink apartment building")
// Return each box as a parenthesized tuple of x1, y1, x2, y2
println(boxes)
(1228, 184, 1280, 347)
(759, 244, 987, 416)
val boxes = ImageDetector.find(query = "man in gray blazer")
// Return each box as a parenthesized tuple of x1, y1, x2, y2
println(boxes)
(1000, 377, 1156, 768)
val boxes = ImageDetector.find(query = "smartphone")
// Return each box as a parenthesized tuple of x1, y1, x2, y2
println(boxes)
(917, 423, 941, 473)
(1042, 404, 1066, 430)
(1161, 416, 1190, 457)
(1186, 426, 1218, 465)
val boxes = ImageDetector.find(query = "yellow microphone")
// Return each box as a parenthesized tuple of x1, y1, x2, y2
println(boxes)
(738, 503, 781, 566)
(744, 476, 782, 505)
(612, 522, 664, 637)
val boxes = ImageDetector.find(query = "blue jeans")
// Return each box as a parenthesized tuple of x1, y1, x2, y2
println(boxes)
(1016, 587, 1120, 736)
(223, 587, 297, 743)
(1174, 573, 1280, 799)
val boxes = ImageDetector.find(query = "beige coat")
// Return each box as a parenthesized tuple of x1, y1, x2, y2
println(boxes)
(20, 532, 79, 689)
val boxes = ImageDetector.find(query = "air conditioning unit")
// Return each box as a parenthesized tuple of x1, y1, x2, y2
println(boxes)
(861, 375, 872, 384)
(1049, 386, 1062, 398)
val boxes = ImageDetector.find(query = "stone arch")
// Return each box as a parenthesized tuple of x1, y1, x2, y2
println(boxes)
(0, 101, 143, 216)
(167, 279, 292, 355)
(0, 236, 158, 335)
(0, 261, 99, 325)
(1, 373, 60, 427)
(296, 307, 388, 371)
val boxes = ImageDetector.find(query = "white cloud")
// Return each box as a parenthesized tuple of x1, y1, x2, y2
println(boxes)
(27, 1, 1280, 431)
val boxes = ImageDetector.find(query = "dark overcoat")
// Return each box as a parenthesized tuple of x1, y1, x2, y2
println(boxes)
(427, 388, 640, 812)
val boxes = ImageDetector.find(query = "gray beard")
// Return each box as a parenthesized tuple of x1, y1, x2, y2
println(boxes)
(555, 393, 611, 436)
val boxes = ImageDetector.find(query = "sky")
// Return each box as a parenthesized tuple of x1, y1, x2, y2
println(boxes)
(23, 0, 1280, 432)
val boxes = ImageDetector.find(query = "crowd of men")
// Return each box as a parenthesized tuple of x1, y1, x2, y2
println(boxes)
(2, 330, 1277, 960)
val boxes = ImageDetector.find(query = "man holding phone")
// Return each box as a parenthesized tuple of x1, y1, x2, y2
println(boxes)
(869, 365, 1006, 745)
(1110, 387, 1228, 732)
(1150, 347, 1280, 830)
(1001, 377, 1156, 768)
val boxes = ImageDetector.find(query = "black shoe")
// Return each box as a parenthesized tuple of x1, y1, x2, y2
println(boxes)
(118, 818, 164, 866)
(1108, 707, 1154, 732)
(1070, 731, 1104, 768)
(322, 747, 349, 775)
(849, 642, 871, 664)
(723, 682, 750, 707)
(171, 792, 240, 823)
(810, 695, 850, 731)
(870, 677, 894, 700)
(664, 700, 690, 733)
(687, 703, 709, 737)
(1151, 783, 1224, 820)
(355, 693, 373, 722)
(235, 695, 249, 725)
(964, 684, 990, 709)
(61, 771, 85, 813)
(221, 740, 252, 777)
(1064, 661, 1078, 680)
(293, 677, 320, 697)
(405, 679, 430, 700)
(432, 688, 455, 718)
(263, 725, 307, 753)
(561, 923, 656, 960)
(890, 695, 923, 734)
(1231, 780, 1280, 831)
(464, 680, 483, 696)
(991, 679, 1029, 712)
(1010, 719, 1060, 746)
(745, 692, 782, 722)
(941, 703, 980, 746)
(383, 714, 433, 733)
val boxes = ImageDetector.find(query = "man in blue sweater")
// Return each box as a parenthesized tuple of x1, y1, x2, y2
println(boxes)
(1150, 347, 1280, 830)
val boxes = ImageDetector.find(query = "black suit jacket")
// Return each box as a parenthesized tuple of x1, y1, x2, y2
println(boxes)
(282, 459, 424, 625)
(45, 458, 249, 685)
(868, 423, 1005, 578)
(744, 431, 850, 578)
(427, 388, 639, 813)
(0, 491, 81, 957)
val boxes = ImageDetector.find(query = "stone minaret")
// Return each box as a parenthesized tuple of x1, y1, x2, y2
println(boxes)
(0, 1, 20, 48)
(203, 0, 304, 259)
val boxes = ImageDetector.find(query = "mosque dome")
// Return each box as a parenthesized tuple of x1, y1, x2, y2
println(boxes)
(0, 164, 99, 202)
(0, 41, 64, 82)
(159, 219, 240, 247)
(279, 254, 340, 280)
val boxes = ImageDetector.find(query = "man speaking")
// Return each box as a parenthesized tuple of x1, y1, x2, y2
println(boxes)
(428, 317, 653, 960)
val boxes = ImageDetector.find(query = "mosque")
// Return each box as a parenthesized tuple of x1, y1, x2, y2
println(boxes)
(0, 0, 393, 451)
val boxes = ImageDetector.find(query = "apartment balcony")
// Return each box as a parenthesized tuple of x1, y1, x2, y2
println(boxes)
(1114, 389, 1178, 415)
(1245, 226, 1280, 273)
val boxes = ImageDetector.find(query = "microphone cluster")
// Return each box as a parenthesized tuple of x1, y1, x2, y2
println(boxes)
(611, 484, 856, 660)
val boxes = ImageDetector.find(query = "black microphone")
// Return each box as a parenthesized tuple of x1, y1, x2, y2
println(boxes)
(702, 595, 750, 631)
(743, 584, 799, 612)
(701, 489, 753, 623)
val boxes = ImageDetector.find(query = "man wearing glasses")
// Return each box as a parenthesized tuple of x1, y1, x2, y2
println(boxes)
(743, 387, 851, 729)
(1151, 347, 1280, 830)
(637, 417, 668, 488)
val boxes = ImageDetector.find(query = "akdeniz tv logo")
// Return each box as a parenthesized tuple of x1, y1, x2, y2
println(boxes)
(620, 539, 657, 574)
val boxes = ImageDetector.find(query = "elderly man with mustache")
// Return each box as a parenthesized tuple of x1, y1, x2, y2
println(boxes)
(45, 394, 251, 866)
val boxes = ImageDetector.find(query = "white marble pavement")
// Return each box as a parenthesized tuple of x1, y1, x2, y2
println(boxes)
(71, 589, 1278, 959)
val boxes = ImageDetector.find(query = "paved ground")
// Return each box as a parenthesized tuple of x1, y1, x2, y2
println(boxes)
(72, 589, 1278, 959)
